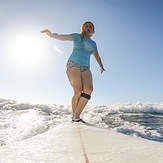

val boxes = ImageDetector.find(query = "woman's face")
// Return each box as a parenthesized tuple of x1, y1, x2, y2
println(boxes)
(83, 22, 94, 36)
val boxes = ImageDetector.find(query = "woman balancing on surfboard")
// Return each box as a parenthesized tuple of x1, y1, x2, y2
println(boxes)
(41, 21, 105, 122)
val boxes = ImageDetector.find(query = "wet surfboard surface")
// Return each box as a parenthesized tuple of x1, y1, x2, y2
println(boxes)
(0, 123, 163, 163)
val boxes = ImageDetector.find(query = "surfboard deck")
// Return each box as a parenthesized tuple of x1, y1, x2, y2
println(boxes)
(0, 123, 163, 163)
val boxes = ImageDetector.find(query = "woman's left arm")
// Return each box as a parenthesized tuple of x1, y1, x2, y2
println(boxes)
(93, 51, 105, 74)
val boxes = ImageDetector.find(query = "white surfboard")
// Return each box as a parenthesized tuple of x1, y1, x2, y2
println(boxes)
(0, 123, 163, 163)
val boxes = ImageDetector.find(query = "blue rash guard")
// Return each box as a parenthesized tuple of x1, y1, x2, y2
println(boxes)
(68, 33, 98, 68)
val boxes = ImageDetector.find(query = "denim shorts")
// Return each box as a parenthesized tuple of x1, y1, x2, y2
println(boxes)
(66, 61, 90, 72)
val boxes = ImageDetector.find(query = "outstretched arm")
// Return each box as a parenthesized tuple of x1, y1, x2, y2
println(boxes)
(93, 51, 105, 74)
(40, 29, 73, 41)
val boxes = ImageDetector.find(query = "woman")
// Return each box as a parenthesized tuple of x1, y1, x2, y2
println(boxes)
(41, 21, 105, 122)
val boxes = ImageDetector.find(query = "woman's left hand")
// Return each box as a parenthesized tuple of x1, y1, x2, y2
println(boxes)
(100, 67, 105, 74)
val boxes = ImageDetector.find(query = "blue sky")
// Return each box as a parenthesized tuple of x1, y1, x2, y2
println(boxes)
(0, 0, 163, 106)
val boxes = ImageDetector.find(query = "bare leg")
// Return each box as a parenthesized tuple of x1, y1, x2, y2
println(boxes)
(66, 68, 82, 116)
(74, 70, 93, 119)
(73, 98, 89, 119)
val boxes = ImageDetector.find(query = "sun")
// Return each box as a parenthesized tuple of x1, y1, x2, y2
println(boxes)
(8, 31, 49, 71)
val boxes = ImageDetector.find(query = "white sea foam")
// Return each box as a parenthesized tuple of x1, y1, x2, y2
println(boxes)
(0, 98, 163, 145)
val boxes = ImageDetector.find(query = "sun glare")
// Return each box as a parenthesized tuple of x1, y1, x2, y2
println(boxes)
(8, 31, 49, 71)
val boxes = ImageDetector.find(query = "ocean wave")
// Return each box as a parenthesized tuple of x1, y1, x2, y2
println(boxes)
(0, 98, 163, 145)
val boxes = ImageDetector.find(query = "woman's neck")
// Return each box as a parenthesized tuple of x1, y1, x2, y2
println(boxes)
(85, 33, 91, 38)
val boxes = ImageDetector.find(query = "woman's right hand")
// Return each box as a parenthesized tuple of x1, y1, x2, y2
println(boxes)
(40, 29, 53, 37)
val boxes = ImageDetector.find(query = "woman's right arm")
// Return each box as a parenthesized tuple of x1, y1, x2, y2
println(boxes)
(40, 29, 73, 41)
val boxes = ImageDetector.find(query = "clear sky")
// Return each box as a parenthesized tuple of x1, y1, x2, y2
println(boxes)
(0, 0, 163, 106)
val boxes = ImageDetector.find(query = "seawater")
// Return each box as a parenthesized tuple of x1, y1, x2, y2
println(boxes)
(0, 98, 163, 146)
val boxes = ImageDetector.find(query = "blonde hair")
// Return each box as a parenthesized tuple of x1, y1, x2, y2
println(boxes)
(80, 21, 95, 40)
